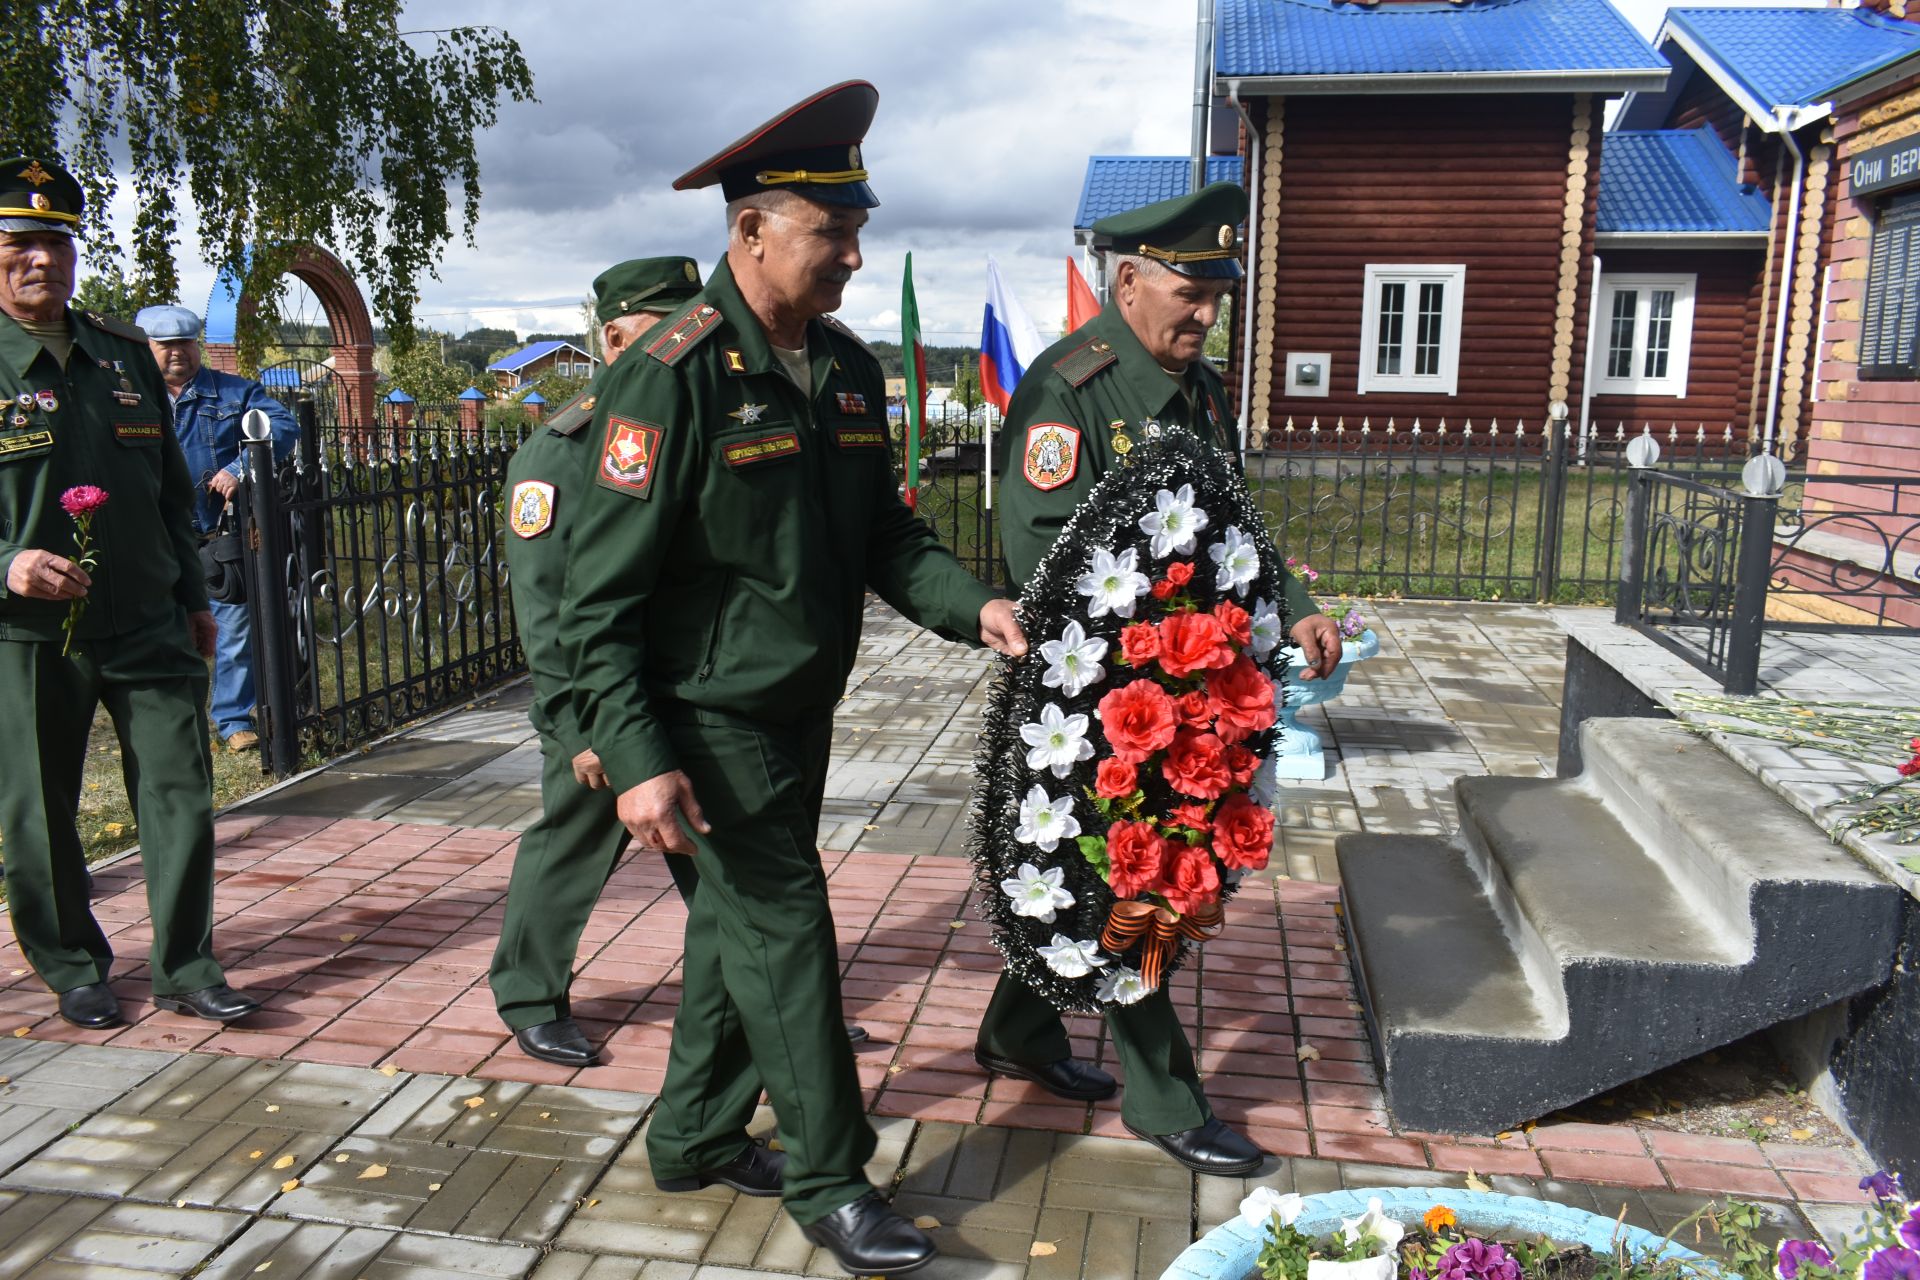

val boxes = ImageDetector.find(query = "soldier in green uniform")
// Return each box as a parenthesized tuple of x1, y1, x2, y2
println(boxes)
(0, 156, 260, 1030)
(491, 256, 707, 1068)
(980, 183, 1343, 1176)
(560, 83, 1025, 1277)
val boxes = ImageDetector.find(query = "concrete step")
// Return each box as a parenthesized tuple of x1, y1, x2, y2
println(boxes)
(1337, 717, 1903, 1134)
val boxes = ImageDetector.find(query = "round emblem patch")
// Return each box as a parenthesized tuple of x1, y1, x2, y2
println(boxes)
(1217, 224, 1234, 249)
(509, 480, 556, 538)
(849, 144, 862, 170)
(1022, 423, 1081, 492)
(683, 261, 697, 283)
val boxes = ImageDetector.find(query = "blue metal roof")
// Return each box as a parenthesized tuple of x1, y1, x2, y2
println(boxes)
(258, 366, 305, 387)
(1075, 156, 1244, 231)
(1665, 8, 1920, 113)
(1216, 0, 1666, 80)
(521, 390, 546, 405)
(384, 388, 415, 403)
(487, 339, 592, 373)
(1597, 129, 1771, 235)
(458, 386, 488, 401)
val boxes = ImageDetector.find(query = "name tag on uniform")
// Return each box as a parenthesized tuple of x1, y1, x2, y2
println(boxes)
(721, 432, 801, 468)
(114, 421, 163, 442)
(0, 430, 53, 456)
(833, 426, 886, 450)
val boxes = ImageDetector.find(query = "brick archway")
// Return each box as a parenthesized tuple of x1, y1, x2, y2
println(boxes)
(203, 243, 377, 429)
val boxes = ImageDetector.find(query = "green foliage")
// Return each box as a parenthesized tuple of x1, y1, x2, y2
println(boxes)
(7, 2, 536, 366)
(1075, 834, 1110, 879)
(74, 267, 142, 320)
(866, 340, 980, 383)
(1206, 294, 1235, 360)
(1255, 1219, 1315, 1280)
(522, 370, 589, 407)
(385, 342, 472, 404)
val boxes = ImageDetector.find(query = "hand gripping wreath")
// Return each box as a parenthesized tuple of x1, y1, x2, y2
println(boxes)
(970, 429, 1296, 1014)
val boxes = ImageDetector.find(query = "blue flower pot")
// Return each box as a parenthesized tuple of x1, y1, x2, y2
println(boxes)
(1163, 1186, 1717, 1280)
(1272, 627, 1380, 781)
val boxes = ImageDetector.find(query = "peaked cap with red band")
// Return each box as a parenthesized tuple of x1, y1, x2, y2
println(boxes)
(672, 80, 880, 210)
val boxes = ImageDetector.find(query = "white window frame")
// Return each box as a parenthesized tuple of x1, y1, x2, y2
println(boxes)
(1358, 264, 1465, 396)
(1592, 273, 1697, 398)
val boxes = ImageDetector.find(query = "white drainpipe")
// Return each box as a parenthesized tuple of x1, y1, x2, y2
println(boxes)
(1764, 109, 1805, 457)
(1578, 252, 1602, 462)
(1230, 80, 1261, 453)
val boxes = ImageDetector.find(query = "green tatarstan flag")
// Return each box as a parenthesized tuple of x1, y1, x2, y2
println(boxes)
(902, 252, 927, 510)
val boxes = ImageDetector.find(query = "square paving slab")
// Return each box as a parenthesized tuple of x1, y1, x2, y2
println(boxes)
(0, 1189, 246, 1277)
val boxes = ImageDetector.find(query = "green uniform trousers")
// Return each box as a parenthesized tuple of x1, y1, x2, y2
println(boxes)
(0, 616, 224, 997)
(644, 711, 874, 1227)
(978, 973, 1210, 1134)
(491, 735, 700, 1030)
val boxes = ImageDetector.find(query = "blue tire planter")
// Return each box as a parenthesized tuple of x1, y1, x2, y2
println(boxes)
(1163, 1187, 1717, 1280)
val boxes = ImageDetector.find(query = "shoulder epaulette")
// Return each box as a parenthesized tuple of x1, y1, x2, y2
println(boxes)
(643, 299, 723, 367)
(77, 309, 148, 343)
(545, 390, 596, 437)
(1052, 337, 1117, 388)
(820, 313, 876, 361)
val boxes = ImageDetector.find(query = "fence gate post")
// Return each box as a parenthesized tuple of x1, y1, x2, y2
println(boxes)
(1722, 491, 1778, 695)
(1615, 469, 1652, 626)
(1537, 403, 1570, 602)
(241, 410, 300, 776)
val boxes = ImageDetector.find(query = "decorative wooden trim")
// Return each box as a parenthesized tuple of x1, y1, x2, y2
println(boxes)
(1548, 94, 1592, 407)
(1777, 144, 1831, 461)
(1748, 146, 1787, 437)
(1251, 99, 1285, 446)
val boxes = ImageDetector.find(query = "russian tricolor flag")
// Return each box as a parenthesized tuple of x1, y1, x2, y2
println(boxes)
(979, 257, 1046, 414)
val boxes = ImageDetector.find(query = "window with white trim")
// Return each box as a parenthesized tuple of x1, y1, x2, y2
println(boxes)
(1593, 274, 1696, 397)
(1358, 264, 1465, 395)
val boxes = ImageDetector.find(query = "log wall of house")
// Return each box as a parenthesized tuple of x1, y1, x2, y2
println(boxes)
(1586, 248, 1765, 438)
(1668, 67, 1749, 169)
(1255, 93, 1593, 432)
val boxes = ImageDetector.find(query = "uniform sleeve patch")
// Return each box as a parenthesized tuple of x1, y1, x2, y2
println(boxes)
(721, 432, 801, 468)
(833, 426, 887, 450)
(598, 417, 664, 498)
(509, 480, 556, 538)
(1022, 423, 1080, 491)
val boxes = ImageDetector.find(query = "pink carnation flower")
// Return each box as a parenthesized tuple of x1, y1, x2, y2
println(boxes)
(60, 485, 109, 518)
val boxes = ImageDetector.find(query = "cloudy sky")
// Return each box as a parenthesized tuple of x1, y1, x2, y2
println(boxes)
(82, 0, 1799, 351)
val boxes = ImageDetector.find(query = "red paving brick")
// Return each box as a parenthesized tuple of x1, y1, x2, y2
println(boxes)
(0, 813, 1878, 1217)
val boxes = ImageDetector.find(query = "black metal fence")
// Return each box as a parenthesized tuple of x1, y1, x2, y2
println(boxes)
(239, 395, 533, 774)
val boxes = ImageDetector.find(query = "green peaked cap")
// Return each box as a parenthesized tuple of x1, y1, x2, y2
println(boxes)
(0, 155, 82, 236)
(592, 257, 704, 324)
(1091, 180, 1247, 279)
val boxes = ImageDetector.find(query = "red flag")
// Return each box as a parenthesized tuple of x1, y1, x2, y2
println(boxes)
(1067, 257, 1100, 333)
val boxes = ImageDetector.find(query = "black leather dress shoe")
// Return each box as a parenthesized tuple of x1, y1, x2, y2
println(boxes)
(57, 982, 124, 1030)
(656, 1140, 786, 1197)
(1123, 1116, 1265, 1176)
(846, 1023, 869, 1045)
(514, 1017, 599, 1067)
(153, 983, 261, 1022)
(800, 1191, 936, 1276)
(973, 1048, 1117, 1101)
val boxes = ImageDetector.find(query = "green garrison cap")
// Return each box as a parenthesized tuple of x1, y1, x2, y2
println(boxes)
(0, 156, 82, 236)
(592, 257, 703, 324)
(672, 81, 880, 210)
(1092, 181, 1248, 280)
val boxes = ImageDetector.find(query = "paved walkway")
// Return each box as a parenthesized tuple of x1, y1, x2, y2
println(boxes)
(0, 602, 1882, 1279)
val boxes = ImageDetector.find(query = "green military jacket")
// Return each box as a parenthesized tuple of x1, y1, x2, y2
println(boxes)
(991, 304, 1316, 624)
(0, 308, 208, 642)
(503, 385, 599, 759)
(561, 257, 999, 795)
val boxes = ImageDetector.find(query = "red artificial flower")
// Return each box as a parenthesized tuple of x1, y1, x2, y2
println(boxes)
(1151, 579, 1176, 600)
(1212, 794, 1275, 872)
(1207, 655, 1277, 744)
(1095, 756, 1139, 799)
(1165, 561, 1195, 587)
(1213, 599, 1252, 646)
(1225, 744, 1260, 786)
(1157, 611, 1236, 679)
(1098, 679, 1179, 764)
(1168, 801, 1213, 831)
(1161, 845, 1222, 915)
(1119, 622, 1160, 667)
(1174, 690, 1212, 729)
(1900, 756, 1920, 778)
(59, 485, 109, 519)
(1106, 819, 1168, 899)
(1161, 728, 1234, 799)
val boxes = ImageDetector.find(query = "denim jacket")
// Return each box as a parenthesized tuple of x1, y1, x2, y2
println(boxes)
(170, 367, 299, 534)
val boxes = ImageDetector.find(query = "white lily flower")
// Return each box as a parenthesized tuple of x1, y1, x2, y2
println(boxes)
(1019, 702, 1095, 778)
(1139, 484, 1209, 558)
(1001, 862, 1074, 923)
(1250, 597, 1285, 660)
(1238, 1187, 1304, 1230)
(1209, 525, 1262, 597)
(1338, 1198, 1406, 1255)
(1076, 547, 1152, 619)
(1096, 965, 1149, 1005)
(1014, 785, 1081, 853)
(1037, 934, 1110, 979)
(1039, 620, 1109, 698)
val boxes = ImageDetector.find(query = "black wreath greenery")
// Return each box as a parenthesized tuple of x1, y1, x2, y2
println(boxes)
(970, 428, 1298, 1014)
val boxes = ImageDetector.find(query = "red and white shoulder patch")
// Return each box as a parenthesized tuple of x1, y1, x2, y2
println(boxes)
(598, 417, 664, 498)
(1021, 422, 1080, 491)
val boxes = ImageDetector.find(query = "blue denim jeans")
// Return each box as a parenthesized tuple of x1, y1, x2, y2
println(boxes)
(208, 598, 256, 739)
